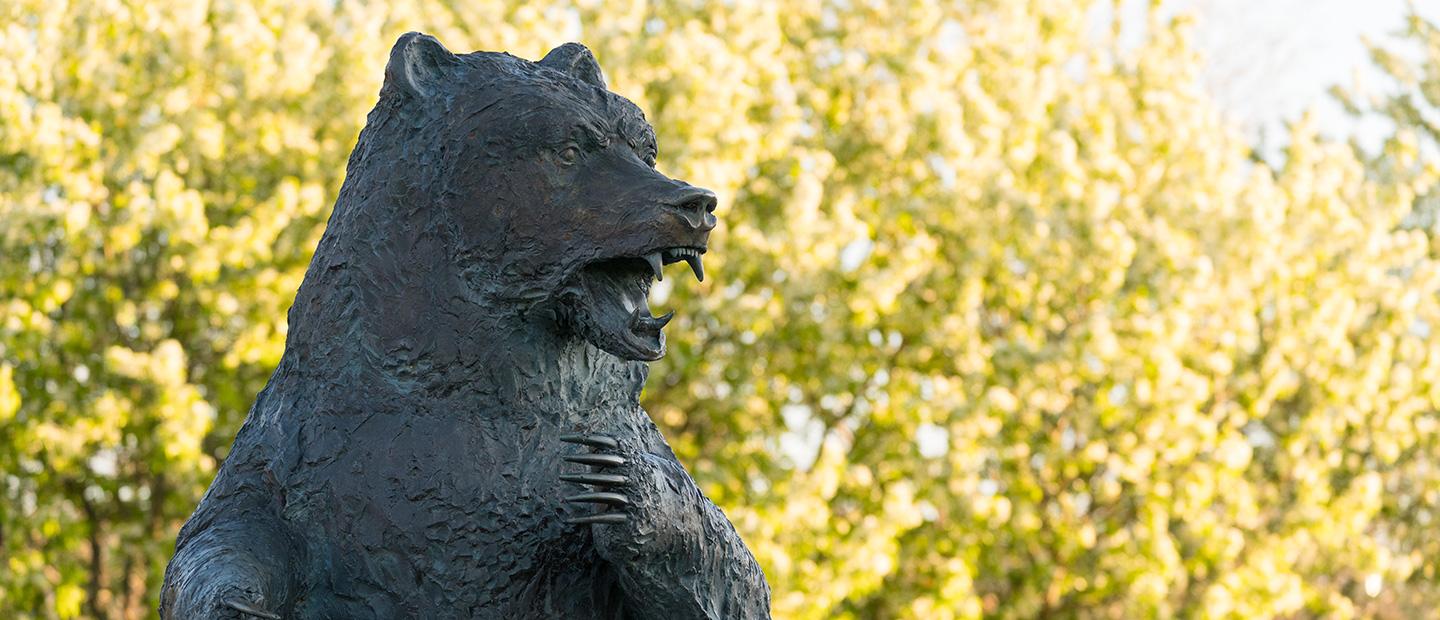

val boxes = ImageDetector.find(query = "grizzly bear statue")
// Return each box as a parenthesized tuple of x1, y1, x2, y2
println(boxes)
(160, 33, 771, 619)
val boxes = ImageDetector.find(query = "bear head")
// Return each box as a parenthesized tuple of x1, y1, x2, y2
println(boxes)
(293, 33, 717, 379)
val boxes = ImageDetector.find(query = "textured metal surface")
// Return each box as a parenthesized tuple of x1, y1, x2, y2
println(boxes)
(160, 33, 769, 619)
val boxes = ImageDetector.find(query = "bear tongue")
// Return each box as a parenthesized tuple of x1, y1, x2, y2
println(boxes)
(579, 261, 673, 356)
(606, 275, 651, 320)
(623, 306, 671, 358)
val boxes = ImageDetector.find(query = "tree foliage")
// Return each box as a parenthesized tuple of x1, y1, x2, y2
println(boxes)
(1327, 7, 1440, 616)
(2, 1, 1439, 618)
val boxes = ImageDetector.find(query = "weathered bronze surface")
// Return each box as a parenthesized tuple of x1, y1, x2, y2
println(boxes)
(160, 33, 770, 619)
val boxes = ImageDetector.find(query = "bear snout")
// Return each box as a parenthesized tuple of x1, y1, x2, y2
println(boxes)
(663, 185, 718, 233)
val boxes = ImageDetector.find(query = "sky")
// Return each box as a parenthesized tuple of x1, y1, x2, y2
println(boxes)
(1180, 0, 1440, 153)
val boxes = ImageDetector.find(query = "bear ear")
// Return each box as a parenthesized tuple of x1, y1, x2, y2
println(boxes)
(384, 32, 461, 99)
(538, 43, 607, 89)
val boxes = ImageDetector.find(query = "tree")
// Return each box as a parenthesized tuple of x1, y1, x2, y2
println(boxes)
(3, 1, 1439, 618)
(1, 2, 375, 616)
(1327, 7, 1440, 616)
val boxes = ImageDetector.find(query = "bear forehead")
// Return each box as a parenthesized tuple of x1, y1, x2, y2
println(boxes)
(457, 74, 656, 151)
(448, 53, 656, 150)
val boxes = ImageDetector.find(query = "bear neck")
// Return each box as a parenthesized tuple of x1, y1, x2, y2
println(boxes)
(491, 321, 651, 417)
(280, 262, 648, 421)
(409, 310, 651, 416)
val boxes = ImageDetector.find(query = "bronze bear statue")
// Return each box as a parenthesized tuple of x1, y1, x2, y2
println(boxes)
(160, 33, 770, 619)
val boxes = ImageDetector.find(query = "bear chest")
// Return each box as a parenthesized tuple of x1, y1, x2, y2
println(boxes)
(285, 409, 632, 614)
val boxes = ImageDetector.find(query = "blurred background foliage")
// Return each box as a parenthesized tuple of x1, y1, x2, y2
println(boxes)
(4, 0, 1440, 618)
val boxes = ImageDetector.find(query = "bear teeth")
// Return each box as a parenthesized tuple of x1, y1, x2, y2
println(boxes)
(684, 254, 704, 282)
(661, 247, 702, 260)
(644, 252, 664, 282)
(653, 248, 704, 281)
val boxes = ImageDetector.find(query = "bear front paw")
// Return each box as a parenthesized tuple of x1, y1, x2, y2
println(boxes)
(166, 582, 282, 620)
(559, 433, 632, 525)
(559, 434, 702, 560)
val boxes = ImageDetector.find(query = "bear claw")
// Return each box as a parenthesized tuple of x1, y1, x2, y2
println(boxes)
(221, 599, 282, 620)
(565, 513, 629, 525)
(566, 491, 630, 506)
(559, 434, 619, 449)
(562, 433, 630, 526)
(564, 454, 626, 467)
(559, 473, 628, 486)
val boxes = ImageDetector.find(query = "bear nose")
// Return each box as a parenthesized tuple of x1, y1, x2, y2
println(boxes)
(667, 186, 718, 232)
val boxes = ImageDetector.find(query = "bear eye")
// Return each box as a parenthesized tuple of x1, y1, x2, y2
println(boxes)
(558, 145, 581, 166)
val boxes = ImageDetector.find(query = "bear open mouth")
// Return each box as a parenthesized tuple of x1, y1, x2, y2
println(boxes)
(571, 247, 705, 361)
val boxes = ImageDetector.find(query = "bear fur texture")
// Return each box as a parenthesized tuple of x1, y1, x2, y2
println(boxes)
(160, 33, 770, 619)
